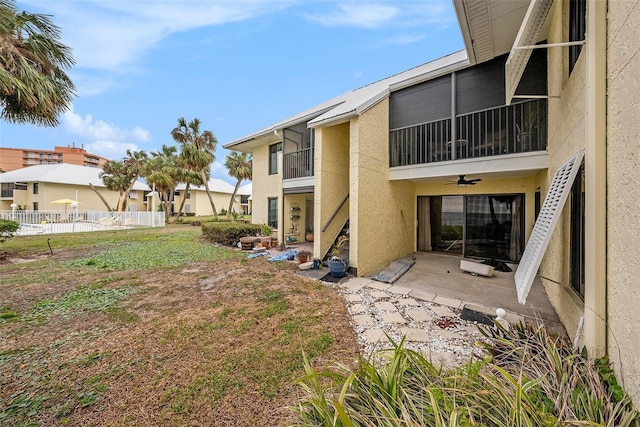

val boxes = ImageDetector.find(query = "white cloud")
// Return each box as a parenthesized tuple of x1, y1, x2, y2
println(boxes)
(84, 141, 141, 159)
(20, 0, 293, 95)
(302, 2, 453, 29)
(306, 3, 400, 28)
(61, 107, 151, 159)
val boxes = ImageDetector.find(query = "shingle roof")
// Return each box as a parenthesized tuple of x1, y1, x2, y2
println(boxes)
(0, 164, 150, 190)
(223, 50, 469, 149)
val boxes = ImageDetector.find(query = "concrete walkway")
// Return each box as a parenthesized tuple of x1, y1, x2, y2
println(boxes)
(298, 251, 566, 364)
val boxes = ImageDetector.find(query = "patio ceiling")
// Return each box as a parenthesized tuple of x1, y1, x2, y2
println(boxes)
(454, 0, 534, 65)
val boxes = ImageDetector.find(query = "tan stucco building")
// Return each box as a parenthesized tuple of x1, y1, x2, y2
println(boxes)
(225, 0, 640, 405)
(173, 178, 249, 217)
(0, 164, 149, 213)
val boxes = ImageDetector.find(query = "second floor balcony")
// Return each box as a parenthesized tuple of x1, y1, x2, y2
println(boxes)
(389, 99, 547, 168)
(283, 146, 313, 180)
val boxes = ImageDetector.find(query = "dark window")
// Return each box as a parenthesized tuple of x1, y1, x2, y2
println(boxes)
(267, 197, 278, 229)
(570, 164, 585, 298)
(33, 202, 38, 211)
(269, 143, 282, 175)
(569, 0, 586, 74)
(186, 191, 190, 199)
(33, 182, 39, 194)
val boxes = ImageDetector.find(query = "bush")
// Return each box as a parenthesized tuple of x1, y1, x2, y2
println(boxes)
(0, 219, 20, 243)
(201, 222, 261, 246)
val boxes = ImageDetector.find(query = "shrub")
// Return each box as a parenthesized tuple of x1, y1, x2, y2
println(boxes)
(0, 219, 20, 243)
(294, 325, 640, 426)
(201, 222, 261, 246)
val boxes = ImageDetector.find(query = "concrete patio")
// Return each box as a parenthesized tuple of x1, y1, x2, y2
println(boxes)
(393, 252, 561, 326)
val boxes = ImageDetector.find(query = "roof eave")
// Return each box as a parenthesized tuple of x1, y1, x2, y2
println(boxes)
(453, 0, 478, 65)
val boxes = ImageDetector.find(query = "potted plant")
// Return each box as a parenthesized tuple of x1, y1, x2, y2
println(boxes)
(305, 226, 314, 242)
(327, 235, 349, 278)
(297, 250, 312, 264)
(257, 223, 273, 247)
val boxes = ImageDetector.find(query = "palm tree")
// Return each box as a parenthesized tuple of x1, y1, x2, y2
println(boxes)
(171, 117, 219, 217)
(100, 160, 131, 213)
(173, 157, 204, 222)
(0, 0, 76, 126)
(121, 149, 147, 212)
(224, 151, 252, 219)
(144, 145, 180, 222)
(99, 150, 147, 214)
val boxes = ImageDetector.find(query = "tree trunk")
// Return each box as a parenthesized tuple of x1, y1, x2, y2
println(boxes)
(174, 183, 190, 223)
(89, 183, 114, 211)
(227, 180, 241, 219)
(117, 190, 125, 214)
(201, 170, 218, 217)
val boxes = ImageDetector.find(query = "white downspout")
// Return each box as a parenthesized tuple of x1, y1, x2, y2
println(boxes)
(584, 0, 607, 357)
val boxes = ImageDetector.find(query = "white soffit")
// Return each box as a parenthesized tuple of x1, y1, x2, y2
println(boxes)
(505, 0, 554, 105)
(514, 148, 585, 304)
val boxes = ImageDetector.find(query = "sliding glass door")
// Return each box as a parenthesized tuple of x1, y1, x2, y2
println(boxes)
(419, 194, 524, 262)
(464, 194, 524, 262)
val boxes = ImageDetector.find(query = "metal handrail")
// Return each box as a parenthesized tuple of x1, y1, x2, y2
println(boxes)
(321, 194, 349, 232)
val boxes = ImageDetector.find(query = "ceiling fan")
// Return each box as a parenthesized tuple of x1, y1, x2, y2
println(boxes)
(446, 175, 482, 186)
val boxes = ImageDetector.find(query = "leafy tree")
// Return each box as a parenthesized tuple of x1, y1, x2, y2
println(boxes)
(171, 117, 219, 217)
(144, 145, 180, 222)
(224, 151, 252, 219)
(0, 219, 19, 243)
(0, 0, 76, 126)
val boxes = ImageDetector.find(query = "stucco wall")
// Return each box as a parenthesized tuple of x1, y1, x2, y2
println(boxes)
(283, 193, 307, 243)
(175, 190, 239, 217)
(251, 144, 282, 232)
(538, 0, 587, 339)
(606, 0, 640, 406)
(350, 99, 415, 276)
(0, 183, 147, 212)
(315, 123, 350, 259)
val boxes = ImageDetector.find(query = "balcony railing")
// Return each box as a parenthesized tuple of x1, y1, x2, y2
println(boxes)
(389, 99, 547, 167)
(283, 147, 313, 180)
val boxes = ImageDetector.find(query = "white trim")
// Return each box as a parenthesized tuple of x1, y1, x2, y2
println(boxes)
(514, 149, 585, 304)
(505, 0, 555, 105)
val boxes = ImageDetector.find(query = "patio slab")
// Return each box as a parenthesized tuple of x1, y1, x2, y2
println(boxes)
(392, 252, 562, 328)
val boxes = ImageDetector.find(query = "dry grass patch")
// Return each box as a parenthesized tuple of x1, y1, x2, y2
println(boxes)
(0, 227, 359, 426)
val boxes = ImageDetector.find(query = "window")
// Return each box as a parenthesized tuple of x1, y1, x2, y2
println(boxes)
(269, 143, 282, 175)
(268, 197, 278, 229)
(129, 191, 138, 199)
(186, 191, 190, 199)
(185, 205, 191, 213)
(569, 0, 586, 74)
(33, 182, 39, 194)
(570, 164, 585, 297)
(33, 202, 38, 211)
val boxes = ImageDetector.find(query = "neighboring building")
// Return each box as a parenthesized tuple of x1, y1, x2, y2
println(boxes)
(0, 143, 108, 172)
(173, 178, 247, 216)
(238, 182, 252, 215)
(224, 0, 640, 406)
(0, 163, 149, 212)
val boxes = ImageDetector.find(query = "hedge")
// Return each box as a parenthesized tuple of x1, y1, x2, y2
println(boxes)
(201, 222, 262, 246)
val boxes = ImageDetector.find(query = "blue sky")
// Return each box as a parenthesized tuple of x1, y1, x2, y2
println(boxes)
(1, 1, 464, 184)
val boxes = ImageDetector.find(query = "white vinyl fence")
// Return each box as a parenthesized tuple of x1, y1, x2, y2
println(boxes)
(0, 210, 165, 236)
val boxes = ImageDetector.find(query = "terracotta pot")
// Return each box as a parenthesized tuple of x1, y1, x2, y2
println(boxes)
(305, 233, 314, 242)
